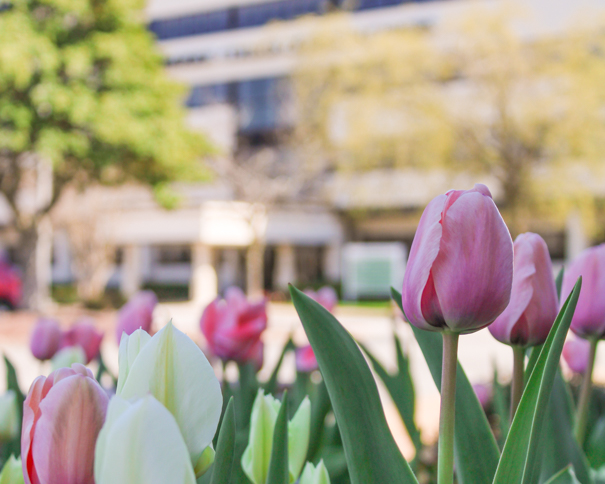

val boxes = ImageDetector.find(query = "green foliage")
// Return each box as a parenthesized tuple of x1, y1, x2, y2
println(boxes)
(210, 398, 236, 484)
(544, 467, 581, 484)
(266, 394, 289, 484)
(390, 287, 500, 484)
(290, 285, 417, 484)
(0, 0, 209, 224)
(493, 279, 581, 484)
(0, 356, 23, 465)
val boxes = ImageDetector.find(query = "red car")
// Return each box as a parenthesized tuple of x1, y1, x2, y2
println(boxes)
(0, 261, 21, 310)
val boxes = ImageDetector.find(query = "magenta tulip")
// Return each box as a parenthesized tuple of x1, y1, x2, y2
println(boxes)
(563, 337, 591, 374)
(303, 286, 338, 313)
(22, 364, 108, 484)
(561, 244, 605, 339)
(200, 287, 267, 367)
(30, 319, 62, 361)
(60, 319, 104, 363)
(402, 184, 513, 333)
(488, 233, 558, 347)
(472, 383, 492, 409)
(115, 291, 157, 343)
(296, 345, 318, 373)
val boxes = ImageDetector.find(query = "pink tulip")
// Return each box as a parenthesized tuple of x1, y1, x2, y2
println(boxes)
(303, 286, 338, 313)
(472, 383, 492, 409)
(200, 286, 267, 367)
(402, 184, 513, 333)
(296, 345, 318, 373)
(30, 319, 62, 361)
(563, 337, 591, 374)
(488, 233, 558, 347)
(22, 364, 108, 484)
(115, 291, 157, 343)
(60, 319, 104, 363)
(561, 244, 605, 339)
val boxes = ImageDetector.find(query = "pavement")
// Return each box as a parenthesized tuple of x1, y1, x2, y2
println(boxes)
(0, 301, 603, 460)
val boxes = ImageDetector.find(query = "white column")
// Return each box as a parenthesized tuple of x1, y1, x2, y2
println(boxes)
(190, 243, 217, 307)
(566, 211, 588, 262)
(323, 243, 341, 283)
(274, 244, 296, 290)
(120, 244, 142, 299)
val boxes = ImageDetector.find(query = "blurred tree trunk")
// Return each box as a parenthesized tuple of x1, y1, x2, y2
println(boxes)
(13, 219, 52, 310)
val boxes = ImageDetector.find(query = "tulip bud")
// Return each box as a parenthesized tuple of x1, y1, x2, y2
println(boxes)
(115, 291, 157, 344)
(95, 395, 196, 484)
(22, 364, 108, 484)
(0, 455, 24, 484)
(193, 445, 215, 477)
(295, 345, 318, 373)
(561, 244, 605, 339)
(30, 318, 62, 361)
(299, 461, 331, 484)
(200, 286, 267, 367)
(116, 322, 222, 476)
(51, 345, 86, 371)
(472, 383, 492, 409)
(563, 337, 591, 374)
(488, 233, 558, 347)
(303, 286, 338, 313)
(402, 184, 513, 334)
(60, 318, 104, 363)
(0, 391, 18, 442)
(242, 390, 311, 484)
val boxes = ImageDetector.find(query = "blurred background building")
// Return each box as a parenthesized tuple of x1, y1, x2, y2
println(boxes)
(3, 0, 605, 309)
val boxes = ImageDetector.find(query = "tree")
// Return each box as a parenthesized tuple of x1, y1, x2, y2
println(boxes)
(292, 9, 605, 235)
(0, 0, 210, 308)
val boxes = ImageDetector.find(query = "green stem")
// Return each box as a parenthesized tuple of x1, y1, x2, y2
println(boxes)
(438, 332, 459, 484)
(510, 346, 525, 420)
(574, 338, 598, 445)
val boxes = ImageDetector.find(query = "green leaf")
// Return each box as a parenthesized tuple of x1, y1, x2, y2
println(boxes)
(492, 369, 510, 449)
(492, 278, 582, 484)
(290, 285, 417, 484)
(539, 370, 591, 484)
(556, 268, 564, 301)
(266, 393, 289, 484)
(210, 397, 236, 484)
(3, 355, 23, 459)
(264, 338, 295, 395)
(361, 334, 422, 458)
(586, 416, 605, 470)
(544, 466, 581, 484)
(306, 380, 331, 463)
(391, 287, 500, 484)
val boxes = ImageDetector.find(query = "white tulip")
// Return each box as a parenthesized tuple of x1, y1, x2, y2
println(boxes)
(242, 390, 311, 484)
(94, 395, 196, 484)
(116, 322, 222, 471)
(299, 461, 331, 484)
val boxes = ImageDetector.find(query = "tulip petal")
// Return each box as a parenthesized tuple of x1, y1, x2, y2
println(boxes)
(94, 396, 196, 484)
(242, 391, 279, 484)
(117, 322, 222, 465)
(299, 461, 331, 484)
(402, 194, 447, 331)
(288, 397, 311, 481)
(32, 375, 108, 484)
(117, 329, 151, 394)
(432, 191, 513, 332)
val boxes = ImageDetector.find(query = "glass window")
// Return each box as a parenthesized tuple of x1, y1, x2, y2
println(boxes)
(186, 84, 229, 108)
(355, 0, 405, 11)
(237, 78, 290, 133)
(149, 9, 230, 40)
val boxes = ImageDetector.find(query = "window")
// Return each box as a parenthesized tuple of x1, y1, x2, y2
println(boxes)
(156, 246, 192, 264)
(238, 77, 290, 133)
(355, 0, 405, 11)
(186, 83, 229, 108)
(149, 9, 230, 40)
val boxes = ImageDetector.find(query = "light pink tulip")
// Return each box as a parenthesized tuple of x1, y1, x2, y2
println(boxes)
(303, 286, 338, 313)
(488, 233, 558, 347)
(563, 337, 591, 374)
(115, 291, 157, 343)
(60, 319, 104, 363)
(200, 287, 267, 367)
(402, 184, 513, 333)
(22, 364, 108, 484)
(561, 244, 605, 339)
(30, 319, 62, 361)
(296, 345, 318, 373)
